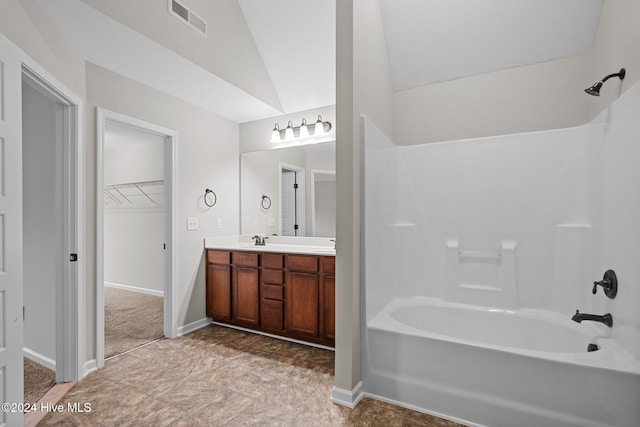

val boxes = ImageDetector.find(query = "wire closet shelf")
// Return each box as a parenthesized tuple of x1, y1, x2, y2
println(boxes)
(104, 180, 164, 209)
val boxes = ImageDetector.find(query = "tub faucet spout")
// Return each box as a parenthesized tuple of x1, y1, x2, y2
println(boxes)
(572, 310, 613, 327)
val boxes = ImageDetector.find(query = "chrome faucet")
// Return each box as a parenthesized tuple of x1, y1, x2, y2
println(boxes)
(572, 310, 613, 327)
(252, 235, 268, 246)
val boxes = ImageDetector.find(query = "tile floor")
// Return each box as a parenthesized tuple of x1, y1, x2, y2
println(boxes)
(41, 325, 464, 426)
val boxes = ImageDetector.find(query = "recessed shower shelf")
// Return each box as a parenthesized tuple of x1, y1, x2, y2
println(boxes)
(389, 222, 416, 227)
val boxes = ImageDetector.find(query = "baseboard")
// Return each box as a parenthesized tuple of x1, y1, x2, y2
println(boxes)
(105, 281, 164, 297)
(24, 348, 56, 371)
(330, 381, 364, 408)
(82, 359, 97, 378)
(177, 317, 210, 336)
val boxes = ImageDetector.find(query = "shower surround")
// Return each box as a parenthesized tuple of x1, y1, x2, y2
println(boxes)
(362, 83, 640, 427)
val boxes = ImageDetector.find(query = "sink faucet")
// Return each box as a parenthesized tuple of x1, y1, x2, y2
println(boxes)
(572, 310, 613, 327)
(252, 235, 268, 246)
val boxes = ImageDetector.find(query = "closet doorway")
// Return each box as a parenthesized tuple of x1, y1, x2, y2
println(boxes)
(96, 109, 177, 367)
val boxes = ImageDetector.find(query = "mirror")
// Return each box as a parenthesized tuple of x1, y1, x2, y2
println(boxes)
(241, 141, 335, 237)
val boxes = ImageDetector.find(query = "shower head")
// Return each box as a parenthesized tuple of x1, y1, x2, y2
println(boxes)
(584, 81, 603, 96)
(584, 68, 626, 96)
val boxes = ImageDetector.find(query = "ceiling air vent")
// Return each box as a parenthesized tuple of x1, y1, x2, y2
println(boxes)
(168, 0, 207, 37)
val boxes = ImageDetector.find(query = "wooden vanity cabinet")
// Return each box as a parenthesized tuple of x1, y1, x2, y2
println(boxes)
(206, 248, 334, 347)
(286, 255, 320, 339)
(261, 253, 285, 332)
(320, 257, 335, 342)
(206, 251, 231, 321)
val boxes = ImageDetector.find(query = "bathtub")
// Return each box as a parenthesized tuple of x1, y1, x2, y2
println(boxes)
(365, 297, 640, 427)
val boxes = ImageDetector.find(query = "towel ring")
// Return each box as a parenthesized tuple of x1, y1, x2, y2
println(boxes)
(261, 195, 272, 210)
(204, 188, 217, 207)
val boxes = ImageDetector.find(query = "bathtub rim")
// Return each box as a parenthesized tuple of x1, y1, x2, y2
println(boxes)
(368, 296, 640, 376)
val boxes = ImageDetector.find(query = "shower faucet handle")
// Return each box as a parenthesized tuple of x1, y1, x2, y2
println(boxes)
(592, 270, 617, 299)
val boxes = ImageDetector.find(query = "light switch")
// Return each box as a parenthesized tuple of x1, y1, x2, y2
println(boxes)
(216, 218, 222, 229)
(187, 217, 198, 230)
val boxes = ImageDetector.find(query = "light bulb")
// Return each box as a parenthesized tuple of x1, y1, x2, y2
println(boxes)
(270, 123, 281, 143)
(299, 118, 309, 139)
(314, 115, 324, 136)
(284, 121, 295, 140)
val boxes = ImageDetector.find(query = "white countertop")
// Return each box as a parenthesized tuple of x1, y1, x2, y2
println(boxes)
(204, 234, 335, 256)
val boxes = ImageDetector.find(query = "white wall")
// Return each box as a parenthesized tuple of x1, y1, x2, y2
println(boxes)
(313, 179, 336, 238)
(104, 140, 164, 294)
(22, 81, 60, 366)
(85, 63, 241, 360)
(333, 0, 395, 400)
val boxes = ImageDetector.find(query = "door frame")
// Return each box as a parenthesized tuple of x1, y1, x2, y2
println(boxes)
(19, 43, 84, 383)
(279, 162, 306, 236)
(96, 108, 178, 367)
(309, 169, 336, 237)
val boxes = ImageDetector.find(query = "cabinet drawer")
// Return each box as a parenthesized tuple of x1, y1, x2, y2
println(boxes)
(261, 299, 284, 331)
(287, 255, 319, 273)
(207, 250, 230, 265)
(262, 269, 284, 285)
(232, 252, 259, 267)
(262, 253, 284, 269)
(322, 256, 335, 275)
(262, 284, 284, 300)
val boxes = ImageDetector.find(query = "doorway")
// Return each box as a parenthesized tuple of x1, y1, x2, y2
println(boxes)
(102, 121, 165, 359)
(96, 108, 177, 368)
(279, 163, 305, 236)
(21, 64, 82, 399)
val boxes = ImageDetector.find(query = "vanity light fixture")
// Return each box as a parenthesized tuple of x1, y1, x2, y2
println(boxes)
(284, 121, 295, 140)
(270, 115, 332, 143)
(585, 68, 626, 96)
(270, 123, 280, 143)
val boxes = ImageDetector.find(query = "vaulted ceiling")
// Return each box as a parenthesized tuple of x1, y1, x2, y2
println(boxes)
(33, 0, 602, 123)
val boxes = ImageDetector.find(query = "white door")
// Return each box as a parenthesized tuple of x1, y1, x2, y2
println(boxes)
(0, 35, 25, 426)
(281, 170, 297, 236)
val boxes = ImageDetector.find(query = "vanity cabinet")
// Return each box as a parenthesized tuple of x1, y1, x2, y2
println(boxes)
(320, 257, 335, 342)
(206, 251, 231, 321)
(286, 255, 320, 339)
(261, 253, 285, 332)
(205, 248, 334, 347)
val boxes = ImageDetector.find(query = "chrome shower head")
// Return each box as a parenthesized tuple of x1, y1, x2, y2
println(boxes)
(585, 68, 626, 96)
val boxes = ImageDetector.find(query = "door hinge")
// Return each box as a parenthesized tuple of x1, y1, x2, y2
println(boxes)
(164, 243, 166, 250)
(294, 224, 299, 230)
(293, 183, 298, 189)
(70, 253, 78, 262)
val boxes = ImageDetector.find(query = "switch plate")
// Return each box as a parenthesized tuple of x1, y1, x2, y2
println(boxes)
(187, 217, 198, 231)
(216, 218, 222, 229)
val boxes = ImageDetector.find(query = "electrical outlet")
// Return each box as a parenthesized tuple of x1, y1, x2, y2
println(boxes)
(216, 218, 222, 229)
(187, 217, 198, 231)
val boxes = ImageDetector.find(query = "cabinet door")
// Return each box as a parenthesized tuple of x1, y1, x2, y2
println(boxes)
(321, 274, 335, 342)
(207, 264, 231, 320)
(233, 267, 260, 326)
(287, 271, 319, 337)
(261, 298, 284, 331)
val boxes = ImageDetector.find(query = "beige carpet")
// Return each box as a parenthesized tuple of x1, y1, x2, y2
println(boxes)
(105, 286, 164, 359)
(24, 358, 56, 404)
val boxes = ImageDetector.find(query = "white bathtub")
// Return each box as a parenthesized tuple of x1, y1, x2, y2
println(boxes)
(365, 297, 640, 427)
